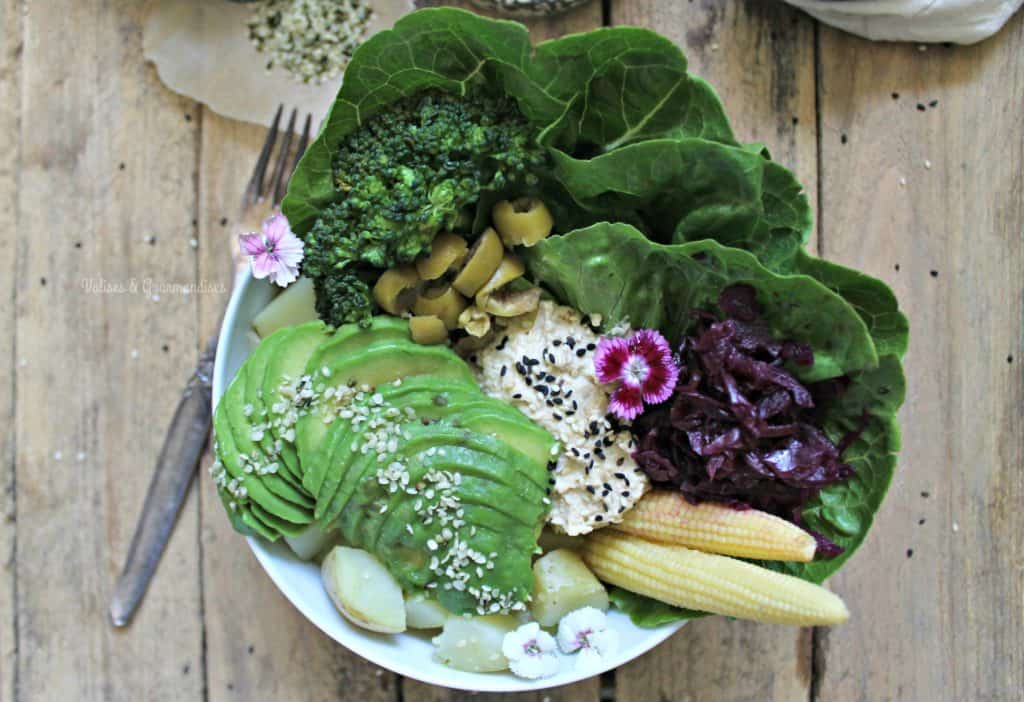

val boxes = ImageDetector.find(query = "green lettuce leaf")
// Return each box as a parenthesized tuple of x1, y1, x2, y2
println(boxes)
(525, 223, 904, 626)
(524, 223, 876, 382)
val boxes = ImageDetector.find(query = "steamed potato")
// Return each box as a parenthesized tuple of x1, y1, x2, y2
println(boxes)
(432, 614, 519, 672)
(321, 546, 406, 633)
(530, 549, 609, 627)
(253, 277, 317, 337)
(284, 524, 335, 561)
(405, 592, 450, 629)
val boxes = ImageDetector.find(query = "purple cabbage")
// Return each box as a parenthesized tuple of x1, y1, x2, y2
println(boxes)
(632, 285, 857, 558)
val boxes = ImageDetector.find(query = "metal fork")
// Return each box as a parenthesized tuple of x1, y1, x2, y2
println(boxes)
(110, 105, 314, 628)
(242, 104, 314, 212)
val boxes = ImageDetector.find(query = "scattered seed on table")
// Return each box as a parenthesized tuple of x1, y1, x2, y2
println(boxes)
(917, 103, 926, 111)
(929, 99, 939, 107)
(892, 92, 900, 100)
(1007, 355, 1014, 364)
(930, 270, 939, 278)
(906, 548, 914, 558)
(841, 133, 848, 144)
(924, 159, 933, 169)
(921, 491, 930, 498)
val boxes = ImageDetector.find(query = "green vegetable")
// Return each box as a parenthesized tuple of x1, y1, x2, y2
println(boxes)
(525, 224, 906, 626)
(311, 270, 374, 328)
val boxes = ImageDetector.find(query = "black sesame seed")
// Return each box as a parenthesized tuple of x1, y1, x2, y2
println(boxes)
(891, 92, 900, 99)
(469, 355, 477, 365)
(547, 462, 558, 471)
(552, 339, 562, 347)
(571, 448, 580, 456)
(565, 389, 574, 399)
(545, 373, 555, 383)
(512, 393, 522, 400)
(589, 421, 600, 433)
(603, 437, 614, 447)
(595, 515, 603, 522)
(500, 365, 507, 378)
(547, 353, 556, 364)
(918, 518, 926, 525)
(614, 472, 626, 480)
(583, 452, 591, 460)
(535, 384, 549, 395)
(921, 491, 930, 498)
(930, 270, 939, 278)
(496, 336, 509, 351)
(525, 357, 540, 367)
(553, 397, 563, 405)
(586, 486, 596, 494)
(525, 377, 533, 386)
(220, 217, 228, 226)
(515, 362, 526, 375)
(576, 348, 587, 357)
(917, 103, 926, 111)
(552, 413, 563, 421)
(586, 343, 596, 351)
(841, 133, 848, 144)
(603, 482, 612, 492)
(906, 548, 914, 558)
(566, 336, 576, 349)
(617, 457, 624, 466)
(622, 491, 630, 497)
(929, 99, 938, 107)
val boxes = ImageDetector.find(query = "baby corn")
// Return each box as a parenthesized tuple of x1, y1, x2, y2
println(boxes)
(614, 491, 817, 562)
(582, 531, 849, 626)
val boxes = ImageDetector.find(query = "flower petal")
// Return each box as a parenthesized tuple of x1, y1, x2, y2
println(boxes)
(249, 252, 277, 280)
(594, 336, 630, 384)
(642, 357, 678, 404)
(239, 232, 266, 256)
(261, 212, 291, 246)
(609, 384, 644, 421)
(268, 262, 300, 287)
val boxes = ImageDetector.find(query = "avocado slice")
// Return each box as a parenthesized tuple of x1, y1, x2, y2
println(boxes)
(243, 329, 304, 487)
(213, 398, 312, 527)
(259, 320, 330, 480)
(297, 340, 477, 496)
(304, 316, 410, 373)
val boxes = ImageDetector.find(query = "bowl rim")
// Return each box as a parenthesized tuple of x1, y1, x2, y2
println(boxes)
(211, 270, 686, 692)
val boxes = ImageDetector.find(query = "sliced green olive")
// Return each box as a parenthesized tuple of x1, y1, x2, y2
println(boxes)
(452, 228, 503, 297)
(413, 283, 468, 330)
(458, 305, 492, 338)
(492, 198, 554, 247)
(415, 232, 469, 281)
(480, 286, 541, 317)
(474, 254, 526, 305)
(372, 265, 421, 315)
(409, 315, 449, 345)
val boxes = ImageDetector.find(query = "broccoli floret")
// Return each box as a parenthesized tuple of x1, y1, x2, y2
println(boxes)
(301, 89, 547, 325)
(313, 271, 374, 328)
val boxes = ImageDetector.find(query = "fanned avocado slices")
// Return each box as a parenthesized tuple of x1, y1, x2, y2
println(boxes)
(212, 316, 557, 615)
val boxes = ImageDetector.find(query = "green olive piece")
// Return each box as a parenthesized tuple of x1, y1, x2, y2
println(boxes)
(492, 198, 554, 247)
(409, 315, 449, 345)
(458, 305, 492, 338)
(415, 232, 469, 281)
(474, 254, 526, 305)
(372, 265, 421, 315)
(413, 283, 468, 330)
(480, 286, 541, 317)
(452, 228, 504, 297)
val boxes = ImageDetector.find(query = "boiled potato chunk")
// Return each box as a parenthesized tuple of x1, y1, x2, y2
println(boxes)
(432, 614, 519, 672)
(530, 549, 609, 627)
(538, 528, 584, 554)
(321, 546, 406, 633)
(253, 277, 317, 337)
(405, 592, 450, 629)
(284, 524, 335, 561)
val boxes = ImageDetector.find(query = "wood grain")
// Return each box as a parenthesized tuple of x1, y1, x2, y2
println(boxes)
(609, 2, 818, 700)
(0, 0, 21, 699)
(815, 15, 1024, 702)
(195, 112, 400, 702)
(400, 4, 604, 700)
(13, 1, 204, 700)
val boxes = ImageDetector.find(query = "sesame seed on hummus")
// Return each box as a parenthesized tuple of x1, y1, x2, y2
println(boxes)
(475, 301, 649, 535)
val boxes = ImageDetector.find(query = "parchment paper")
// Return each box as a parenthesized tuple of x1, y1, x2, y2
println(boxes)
(143, 0, 414, 131)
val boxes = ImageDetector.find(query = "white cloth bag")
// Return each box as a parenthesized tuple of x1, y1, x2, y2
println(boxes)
(783, 0, 1022, 43)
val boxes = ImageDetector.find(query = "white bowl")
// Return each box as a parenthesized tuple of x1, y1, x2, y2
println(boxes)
(212, 270, 686, 692)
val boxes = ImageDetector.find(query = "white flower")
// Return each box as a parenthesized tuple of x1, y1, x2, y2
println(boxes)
(556, 607, 619, 671)
(502, 622, 560, 680)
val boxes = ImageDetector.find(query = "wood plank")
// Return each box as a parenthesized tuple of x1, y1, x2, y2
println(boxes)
(609, 2, 818, 700)
(196, 112, 400, 702)
(0, 0, 21, 699)
(13, 1, 204, 700)
(815, 15, 1024, 702)
(401, 3, 604, 700)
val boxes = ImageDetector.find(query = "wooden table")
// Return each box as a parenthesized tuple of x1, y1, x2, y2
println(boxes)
(2, 1, 1021, 700)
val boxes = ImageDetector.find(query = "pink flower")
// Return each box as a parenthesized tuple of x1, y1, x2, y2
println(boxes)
(594, 329, 679, 421)
(239, 212, 304, 287)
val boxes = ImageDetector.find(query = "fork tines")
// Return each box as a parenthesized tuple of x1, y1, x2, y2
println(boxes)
(242, 105, 314, 210)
